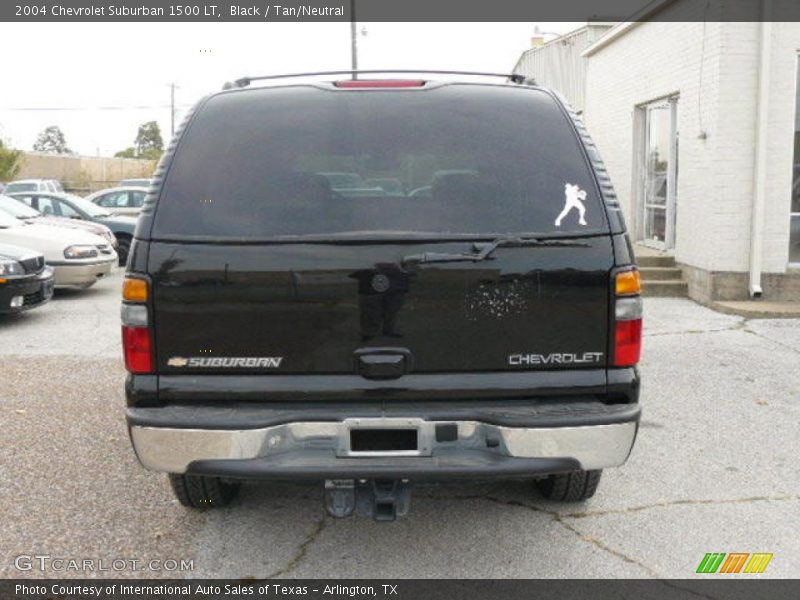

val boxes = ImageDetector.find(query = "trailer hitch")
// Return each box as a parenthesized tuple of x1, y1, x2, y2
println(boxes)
(324, 479, 412, 522)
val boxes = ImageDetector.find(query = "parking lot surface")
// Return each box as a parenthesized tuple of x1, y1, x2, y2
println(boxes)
(1, 270, 798, 578)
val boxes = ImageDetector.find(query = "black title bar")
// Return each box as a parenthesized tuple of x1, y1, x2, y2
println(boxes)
(4, 579, 800, 600)
(4, 0, 800, 22)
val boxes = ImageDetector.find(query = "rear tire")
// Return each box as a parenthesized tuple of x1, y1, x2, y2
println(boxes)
(168, 474, 240, 509)
(116, 235, 131, 266)
(537, 469, 602, 502)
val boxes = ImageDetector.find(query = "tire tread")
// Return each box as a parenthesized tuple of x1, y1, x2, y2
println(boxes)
(168, 474, 239, 509)
(537, 469, 602, 502)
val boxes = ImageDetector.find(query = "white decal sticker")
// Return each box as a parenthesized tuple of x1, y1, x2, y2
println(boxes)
(555, 183, 588, 227)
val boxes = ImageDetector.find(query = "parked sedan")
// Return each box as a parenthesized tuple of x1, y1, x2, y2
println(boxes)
(7, 192, 136, 265)
(0, 210, 116, 288)
(119, 178, 151, 187)
(85, 186, 147, 217)
(0, 242, 54, 313)
(0, 194, 118, 249)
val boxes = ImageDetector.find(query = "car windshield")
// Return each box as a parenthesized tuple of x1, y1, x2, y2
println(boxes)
(0, 194, 41, 218)
(319, 172, 365, 189)
(64, 194, 112, 217)
(153, 84, 607, 240)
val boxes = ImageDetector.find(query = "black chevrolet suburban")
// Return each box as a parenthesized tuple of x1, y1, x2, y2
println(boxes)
(123, 72, 642, 520)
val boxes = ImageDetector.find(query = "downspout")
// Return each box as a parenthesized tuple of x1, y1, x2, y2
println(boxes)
(749, 4, 773, 298)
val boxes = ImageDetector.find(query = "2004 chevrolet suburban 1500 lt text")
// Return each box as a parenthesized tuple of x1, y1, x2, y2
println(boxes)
(122, 72, 642, 521)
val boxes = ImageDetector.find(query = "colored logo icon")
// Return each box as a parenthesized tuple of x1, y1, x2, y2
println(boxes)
(696, 553, 773, 574)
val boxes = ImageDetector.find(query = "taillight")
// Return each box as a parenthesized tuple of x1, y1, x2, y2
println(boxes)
(122, 325, 153, 373)
(334, 79, 426, 88)
(615, 270, 641, 296)
(614, 318, 642, 366)
(122, 276, 153, 374)
(613, 269, 642, 367)
(123, 277, 148, 302)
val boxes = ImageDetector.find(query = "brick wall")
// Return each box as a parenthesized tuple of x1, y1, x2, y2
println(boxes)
(584, 2, 800, 279)
(16, 152, 156, 193)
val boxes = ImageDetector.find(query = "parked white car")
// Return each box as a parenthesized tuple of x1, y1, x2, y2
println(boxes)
(3, 179, 63, 194)
(119, 178, 151, 188)
(0, 209, 116, 288)
(86, 186, 147, 217)
(0, 194, 118, 249)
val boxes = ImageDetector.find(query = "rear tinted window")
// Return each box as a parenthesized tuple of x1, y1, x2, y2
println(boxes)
(153, 85, 607, 239)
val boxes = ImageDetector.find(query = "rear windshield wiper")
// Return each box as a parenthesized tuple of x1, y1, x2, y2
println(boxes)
(401, 236, 590, 266)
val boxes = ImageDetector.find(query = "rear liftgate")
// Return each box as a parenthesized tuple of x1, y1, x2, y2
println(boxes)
(324, 418, 430, 521)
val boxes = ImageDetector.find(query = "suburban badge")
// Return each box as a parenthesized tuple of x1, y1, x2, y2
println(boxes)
(167, 356, 283, 368)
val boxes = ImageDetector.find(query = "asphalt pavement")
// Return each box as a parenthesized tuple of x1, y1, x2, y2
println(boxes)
(1, 270, 798, 578)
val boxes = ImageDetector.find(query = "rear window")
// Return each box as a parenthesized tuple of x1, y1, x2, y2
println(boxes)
(6, 183, 36, 193)
(153, 84, 607, 239)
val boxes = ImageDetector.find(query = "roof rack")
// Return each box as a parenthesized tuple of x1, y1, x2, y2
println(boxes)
(222, 70, 535, 90)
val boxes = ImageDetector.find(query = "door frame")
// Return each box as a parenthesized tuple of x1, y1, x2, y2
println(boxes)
(634, 95, 679, 251)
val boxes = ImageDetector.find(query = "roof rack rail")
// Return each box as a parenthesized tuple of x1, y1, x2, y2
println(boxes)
(222, 70, 535, 90)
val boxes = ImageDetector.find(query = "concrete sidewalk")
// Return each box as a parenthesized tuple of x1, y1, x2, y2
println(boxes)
(711, 300, 800, 319)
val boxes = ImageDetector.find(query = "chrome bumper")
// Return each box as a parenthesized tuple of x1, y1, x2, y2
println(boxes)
(130, 418, 638, 475)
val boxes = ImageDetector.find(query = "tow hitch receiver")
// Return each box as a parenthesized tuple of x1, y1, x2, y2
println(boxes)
(324, 479, 412, 521)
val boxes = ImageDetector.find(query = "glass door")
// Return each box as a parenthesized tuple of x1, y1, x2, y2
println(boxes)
(790, 57, 800, 264)
(642, 98, 678, 249)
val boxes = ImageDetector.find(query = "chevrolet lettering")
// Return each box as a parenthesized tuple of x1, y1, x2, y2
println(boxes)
(122, 70, 643, 521)
(509, 352, 604, 366)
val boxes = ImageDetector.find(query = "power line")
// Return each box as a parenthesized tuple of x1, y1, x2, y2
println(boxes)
(0, 104, 194, 111)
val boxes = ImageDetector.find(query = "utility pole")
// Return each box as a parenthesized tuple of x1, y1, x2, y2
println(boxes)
(350, 0, 357, 79)
(170, 82, 176, 136)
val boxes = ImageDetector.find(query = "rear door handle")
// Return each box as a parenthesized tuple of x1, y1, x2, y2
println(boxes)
(354, 347, 413, 379)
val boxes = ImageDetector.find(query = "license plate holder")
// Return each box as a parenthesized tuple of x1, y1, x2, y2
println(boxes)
(42, 279, 54, 299)
(338, 418, 431, 457)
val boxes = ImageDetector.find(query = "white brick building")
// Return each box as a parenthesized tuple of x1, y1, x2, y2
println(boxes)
(517, 0, 800, 302)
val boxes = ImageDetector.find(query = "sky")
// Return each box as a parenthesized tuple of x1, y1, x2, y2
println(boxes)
(0, 22, 581, 156)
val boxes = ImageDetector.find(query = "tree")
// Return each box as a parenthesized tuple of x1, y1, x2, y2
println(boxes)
(134, 121, 163, 156)
(33, 125, 72, 154)
(114, 147, 137, 158)
(115, 121, 164, 160)
(0, 140, 24, 181)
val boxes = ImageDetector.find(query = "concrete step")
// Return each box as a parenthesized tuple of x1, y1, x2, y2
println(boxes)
(642, 279, 689, 298)
(711, 300, 800, 319)
(640, 266, 683, 281)
(637, 254, 676, 268)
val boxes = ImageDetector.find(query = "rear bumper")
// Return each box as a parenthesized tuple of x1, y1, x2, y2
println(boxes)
(127, 400, 640, 479)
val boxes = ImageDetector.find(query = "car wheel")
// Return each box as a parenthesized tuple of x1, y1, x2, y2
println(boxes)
(168, 474, 240, 509)
(116, 235, 132, 266)
(536, 469, 602, 502)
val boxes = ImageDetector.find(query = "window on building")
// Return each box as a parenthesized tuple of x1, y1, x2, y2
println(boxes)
(791, 59, 800, 263)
